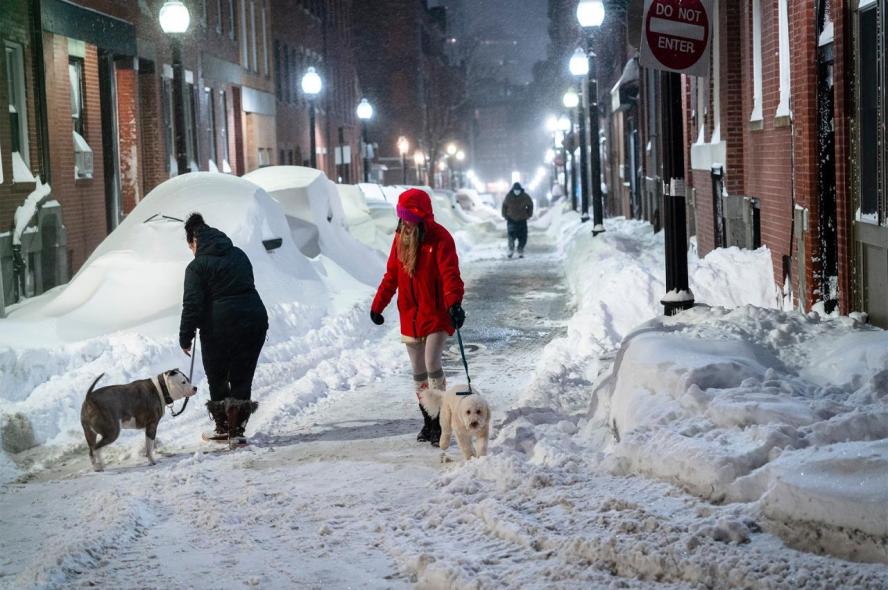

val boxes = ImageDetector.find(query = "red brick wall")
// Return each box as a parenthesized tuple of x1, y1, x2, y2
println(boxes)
(44, 34, 107, 272)
(116, 62, 142, 213)
(832, 0, 854, 314)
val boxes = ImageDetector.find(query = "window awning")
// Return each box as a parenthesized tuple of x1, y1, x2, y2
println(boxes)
(611, 58, 640, 112)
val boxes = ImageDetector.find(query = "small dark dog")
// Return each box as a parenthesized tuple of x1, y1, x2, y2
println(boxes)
(80, 370, 197, 471)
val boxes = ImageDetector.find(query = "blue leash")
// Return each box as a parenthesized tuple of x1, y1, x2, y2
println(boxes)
(455, 328, 474, 396)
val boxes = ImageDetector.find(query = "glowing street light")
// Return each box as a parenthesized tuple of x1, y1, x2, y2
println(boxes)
(160, 1, 192, 175)
(356, 99, 373, 182)
(562, 88, 579, 109)
(397, 136, 410, 183)
(569, 47, 589, 77)
(413, 150, 426, 185)
(302, 67, 323, 169)
(446, 143, 457, 156)
(576, 0, 605, 28)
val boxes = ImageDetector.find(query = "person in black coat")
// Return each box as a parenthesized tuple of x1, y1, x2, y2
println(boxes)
(179, 213, 268, 442)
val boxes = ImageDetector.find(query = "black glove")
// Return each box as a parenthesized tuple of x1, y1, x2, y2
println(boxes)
(370, 311, 385, 325)
(448, 304, 465, 330)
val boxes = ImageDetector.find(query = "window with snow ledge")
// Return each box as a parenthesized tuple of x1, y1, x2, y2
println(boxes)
(73, 131, 93, 179)
(775, 0, 791, 119)
(691, 1, 725, 172)
(750, 0, 763, 123)
(6, 42, 32, 180)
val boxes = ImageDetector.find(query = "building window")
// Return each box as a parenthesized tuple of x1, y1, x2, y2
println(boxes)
(858, 1, 878, 223)
(69, 57, 93, 179)
(241, 0, 249, 66)
(262, 2, 269, 76)
(201, 0, 208, 27)
(711, 0, 720, 142)
(250, 0, 258, 72)
(216, 0, 223, 33)
(161, 76, 176, 174)
(206, 87, 218, 170)
(283, 44, 290, 103)
(5, 42, 31, 181)
(229, 0, 236, 40)
(220, 89, 232, 173)
(776, 0, 791, 118)
(750, 0, 763, 122)
(258, 147, 270, 167)
(274, 40, 282, 99)
(184, 82, 198, 169)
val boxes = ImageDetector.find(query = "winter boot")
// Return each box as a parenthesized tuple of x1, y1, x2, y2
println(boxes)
(427, 373, 446, 447)
(225, 399, 258, 445)
(417, 403, 436, 443)
(202, 400, 229, 442)
(415, 378, 433, 442)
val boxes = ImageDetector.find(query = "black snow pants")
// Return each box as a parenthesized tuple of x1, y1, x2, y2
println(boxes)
(201, 327, 267, 401)
(507, 219, 529, 253)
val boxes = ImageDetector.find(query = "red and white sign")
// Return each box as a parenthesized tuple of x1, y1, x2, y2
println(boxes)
(640, 0, 713, 77)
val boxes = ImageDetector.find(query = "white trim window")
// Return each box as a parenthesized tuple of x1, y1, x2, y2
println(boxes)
(710, 0, 721, 142)
(69, 57, 93, 179)
(228, 0, 236, 40)
(775, 0, 791, 118)
(750, 0, 763, 122)
(5, 42, 32, 182)
(216, 0, 223, 33)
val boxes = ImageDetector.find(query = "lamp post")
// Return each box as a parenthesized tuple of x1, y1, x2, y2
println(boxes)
(569, 47, 591, 222)
(397, 136, 410, 184)
(455, 149, 465, 189)
(159, 1, 191, 175)
(557, 114, 572, 205)
(577, 0, 606, 235)
(356, 98, 373, 182)
(437, 160, 448, 189)
(446, 142, 457, 189)
(301, 66, 322, 169)
(413, 151, 426, 185)
(561, 88, 589, 210)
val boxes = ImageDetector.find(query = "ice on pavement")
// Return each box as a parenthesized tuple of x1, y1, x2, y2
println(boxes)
(2, 193, 887, 588)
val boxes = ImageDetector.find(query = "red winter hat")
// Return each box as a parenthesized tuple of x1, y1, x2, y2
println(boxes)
(396, 188, 433, 223)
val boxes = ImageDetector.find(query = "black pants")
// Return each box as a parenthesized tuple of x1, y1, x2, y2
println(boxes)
(201, 329, 266, 401)
(507, 219, 528, 252)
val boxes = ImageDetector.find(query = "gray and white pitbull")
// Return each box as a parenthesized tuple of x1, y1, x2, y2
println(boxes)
(80, 370, 197, 471)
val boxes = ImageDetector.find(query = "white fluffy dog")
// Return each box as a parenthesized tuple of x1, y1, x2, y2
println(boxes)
(419, 384, 490, 460)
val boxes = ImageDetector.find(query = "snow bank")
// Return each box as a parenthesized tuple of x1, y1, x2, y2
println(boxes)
(0, 173, 410, 483)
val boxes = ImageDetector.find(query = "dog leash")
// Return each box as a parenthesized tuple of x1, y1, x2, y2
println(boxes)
(170, 336, 198, 417)
(455, 328, 474, 396)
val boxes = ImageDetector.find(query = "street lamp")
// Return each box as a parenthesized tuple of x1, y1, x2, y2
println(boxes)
(397, 136, 410, 184)
(159, 1, 191, 175)
(576, 0, 605, 28)
(413, 150, 426, 185)
(455, 150, 465, 189)
(302, 67, 322, 169)
(569, 47, 592, 222)
(577, 0, 606, 234)
(562, 89, 579, 109)
(356, 98, 373, 182)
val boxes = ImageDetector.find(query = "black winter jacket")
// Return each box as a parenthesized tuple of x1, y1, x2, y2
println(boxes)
(179, 226, 268, 349)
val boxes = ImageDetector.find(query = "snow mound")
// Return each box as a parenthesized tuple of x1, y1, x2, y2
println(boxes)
(244, 166, 385, 286)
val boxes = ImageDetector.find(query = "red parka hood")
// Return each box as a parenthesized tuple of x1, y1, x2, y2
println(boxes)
(396, 188, 435, 223)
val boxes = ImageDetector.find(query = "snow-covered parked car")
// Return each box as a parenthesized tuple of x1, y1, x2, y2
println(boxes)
(246, 166, 385, 286)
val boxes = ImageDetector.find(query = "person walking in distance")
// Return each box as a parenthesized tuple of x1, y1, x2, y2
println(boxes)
(370, 188, 466, 446)
(180, 213, 269, 444)
(502, 182, 534, 258)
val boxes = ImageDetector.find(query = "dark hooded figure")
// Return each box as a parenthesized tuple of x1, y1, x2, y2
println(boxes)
(179, 213, 268, 442)
(502, 182, 534, 258)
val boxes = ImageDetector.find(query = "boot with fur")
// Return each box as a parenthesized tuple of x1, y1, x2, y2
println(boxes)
(230, 399, 259, 438)
(426, 376, 445, 447)
(203, 400, 229, 442)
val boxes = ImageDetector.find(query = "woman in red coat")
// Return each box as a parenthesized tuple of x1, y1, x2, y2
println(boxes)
(371, 188, 465, 445)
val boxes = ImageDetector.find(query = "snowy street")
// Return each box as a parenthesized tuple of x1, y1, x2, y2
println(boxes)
(3, 210, 888, 589)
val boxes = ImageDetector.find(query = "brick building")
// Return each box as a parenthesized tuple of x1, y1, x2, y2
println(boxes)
(352, 0, 466, 186)
(272, 0, 362, 183)
(589, 0, 886, 327)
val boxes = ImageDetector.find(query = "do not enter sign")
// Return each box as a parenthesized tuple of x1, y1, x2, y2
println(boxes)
(640, 0, 713, 77)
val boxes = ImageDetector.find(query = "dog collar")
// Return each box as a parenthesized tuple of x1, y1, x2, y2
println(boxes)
(455, 388, 474, 396)
(155, 374, 174, 406)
